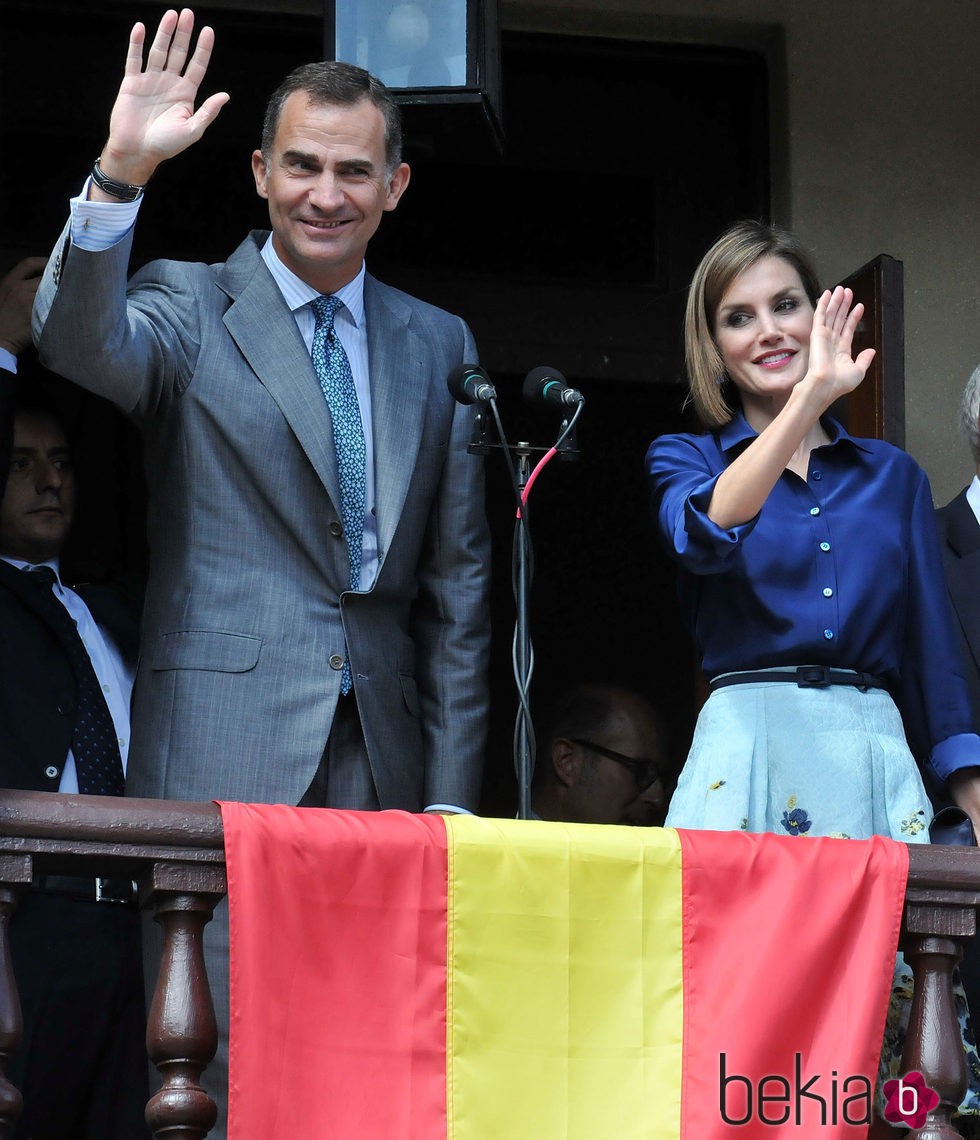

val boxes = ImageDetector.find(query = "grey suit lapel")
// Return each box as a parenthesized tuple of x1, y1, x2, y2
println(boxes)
(365, 277, 425, 560)
(218, 235, 343, 511)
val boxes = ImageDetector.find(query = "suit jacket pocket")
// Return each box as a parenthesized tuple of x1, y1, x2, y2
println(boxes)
(150, 630, 262, 673)
(398, 672, 420, 718)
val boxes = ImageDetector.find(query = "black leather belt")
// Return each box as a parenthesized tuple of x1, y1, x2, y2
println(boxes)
(34, 874, 139, 906)
(710, 666, 886, 692)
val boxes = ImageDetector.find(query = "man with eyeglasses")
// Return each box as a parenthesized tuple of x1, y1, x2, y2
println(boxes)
(531, 683, 669, 827)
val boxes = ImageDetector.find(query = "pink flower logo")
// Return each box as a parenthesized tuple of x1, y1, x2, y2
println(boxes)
(882, 1071, 940, 1128)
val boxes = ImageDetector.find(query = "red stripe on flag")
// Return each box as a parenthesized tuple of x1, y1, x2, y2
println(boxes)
(677, 830, 908, 1138)
(221, 805, 449, 1140)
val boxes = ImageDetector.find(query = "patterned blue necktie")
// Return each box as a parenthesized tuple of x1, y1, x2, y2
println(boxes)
(28, 566, 125, 795)
(310, 295, 366, 694)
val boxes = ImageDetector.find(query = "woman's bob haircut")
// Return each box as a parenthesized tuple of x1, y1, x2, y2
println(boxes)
(684, 220, 821, 428)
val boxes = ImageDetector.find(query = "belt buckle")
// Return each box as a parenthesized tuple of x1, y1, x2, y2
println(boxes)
(95, 877, 137, 905)
(796, 666, 831, 688)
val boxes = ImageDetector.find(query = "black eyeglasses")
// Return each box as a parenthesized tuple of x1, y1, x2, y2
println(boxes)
(571, 739, 662, 791)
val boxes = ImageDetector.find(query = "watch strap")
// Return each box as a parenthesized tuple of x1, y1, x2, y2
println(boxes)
(91, 158, 145, 202)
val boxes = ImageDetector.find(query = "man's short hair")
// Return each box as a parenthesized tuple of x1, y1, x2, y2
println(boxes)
(261, 60, 403, 175)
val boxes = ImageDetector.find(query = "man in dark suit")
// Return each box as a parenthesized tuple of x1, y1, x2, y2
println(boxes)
(0, 261, 147, 1139)
(32, 11, 491, 1132)
(935, 362, 980, 1050)
(937, 361, 980, 728)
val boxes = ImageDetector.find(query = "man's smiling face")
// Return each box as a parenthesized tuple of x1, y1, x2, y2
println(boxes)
(252, 92, 410, 295)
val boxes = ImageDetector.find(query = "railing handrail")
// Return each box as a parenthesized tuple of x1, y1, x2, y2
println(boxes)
(0, 789, 976, 1139)
(0, 788, 223, 847)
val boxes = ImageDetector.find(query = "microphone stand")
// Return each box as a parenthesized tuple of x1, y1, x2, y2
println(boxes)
(458, 377, 583, 821)
(513, 443, 534, 821)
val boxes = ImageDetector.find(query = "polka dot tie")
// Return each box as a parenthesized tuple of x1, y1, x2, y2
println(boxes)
(310, 295, 365, 694)
(28, 566, 125, 796)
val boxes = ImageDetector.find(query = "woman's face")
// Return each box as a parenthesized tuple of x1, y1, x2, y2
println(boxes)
(713, 255, 815, 415)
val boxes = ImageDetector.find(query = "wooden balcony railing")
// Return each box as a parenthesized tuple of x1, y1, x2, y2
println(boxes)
(0, 789, 977, 1139)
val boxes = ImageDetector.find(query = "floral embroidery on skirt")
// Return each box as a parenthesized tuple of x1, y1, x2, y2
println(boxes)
(666, 680, 980, 1116)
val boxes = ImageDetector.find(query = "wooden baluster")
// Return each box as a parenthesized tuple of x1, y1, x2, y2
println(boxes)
(0, 856, 30, 1139)
(143, 863, 227, 1140)
(901, 900, 972, 1140)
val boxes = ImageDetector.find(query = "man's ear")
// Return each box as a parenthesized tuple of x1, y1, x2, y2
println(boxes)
(252, 150, 269, 200)
(551, 738, 581, 787)
(384, 162, 411, 212)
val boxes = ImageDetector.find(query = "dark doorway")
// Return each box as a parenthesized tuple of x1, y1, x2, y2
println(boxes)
(369, 32, 771, 813)
(1, 7, 771, 813)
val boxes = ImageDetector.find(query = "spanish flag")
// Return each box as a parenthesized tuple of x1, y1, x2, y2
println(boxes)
(219, 807, 907, 1139)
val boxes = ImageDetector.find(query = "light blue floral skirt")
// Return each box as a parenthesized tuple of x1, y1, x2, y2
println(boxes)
(665, 676, 980, 1116)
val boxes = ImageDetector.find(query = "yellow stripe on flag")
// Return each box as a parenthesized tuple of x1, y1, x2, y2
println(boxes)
(446, 816, 684, 1139)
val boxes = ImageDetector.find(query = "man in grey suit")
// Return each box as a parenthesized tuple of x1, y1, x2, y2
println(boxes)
(33, 9, 490, 1132)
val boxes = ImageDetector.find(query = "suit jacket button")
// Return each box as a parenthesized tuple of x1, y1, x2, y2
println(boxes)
(44, 766, 59, 780)
(329, 654, 345, 670)
(329, 521, 343, 538)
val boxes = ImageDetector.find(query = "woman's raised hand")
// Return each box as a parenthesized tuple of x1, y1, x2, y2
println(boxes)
(803, 286, 877, 409)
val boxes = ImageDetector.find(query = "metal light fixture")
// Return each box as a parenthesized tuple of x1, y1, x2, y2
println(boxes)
(323, 0, 503, 155)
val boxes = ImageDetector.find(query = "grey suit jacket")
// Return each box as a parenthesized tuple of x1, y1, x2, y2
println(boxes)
(33, 226, 490, 811)
(937, 488, 980, 731)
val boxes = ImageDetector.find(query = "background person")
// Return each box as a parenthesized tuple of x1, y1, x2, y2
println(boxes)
(0, 258, 146, 1138)
(935, 360, 980, 1047)
(646, 220, 980, 1119)
(531, 682, 668, 826)
(32, 10, 491, 1133)
(936, 361, 980, 729)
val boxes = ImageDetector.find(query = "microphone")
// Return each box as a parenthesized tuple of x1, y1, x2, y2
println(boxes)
(522, 366, 584, 408)
(447, 364, 497, 406)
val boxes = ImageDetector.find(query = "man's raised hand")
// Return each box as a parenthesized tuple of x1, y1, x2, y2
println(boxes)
(95, 8, 229, 196)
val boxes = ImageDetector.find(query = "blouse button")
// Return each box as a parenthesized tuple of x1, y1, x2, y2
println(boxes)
(824, 629, 834, 640)
(810, 506, 821, 516)
(820, 542, 831, 552)
(823, 587, 834, 597)
(812, 471, 823, 481)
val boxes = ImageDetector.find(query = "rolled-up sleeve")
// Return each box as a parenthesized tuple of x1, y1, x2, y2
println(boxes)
(646, 432, 758, 574)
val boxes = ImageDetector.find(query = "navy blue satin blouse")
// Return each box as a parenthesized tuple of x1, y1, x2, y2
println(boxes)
(646, 412, 980, 786)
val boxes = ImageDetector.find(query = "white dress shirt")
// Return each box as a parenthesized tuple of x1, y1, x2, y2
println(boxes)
(966, 474, 980, 527)
(2, 556, 134, 793)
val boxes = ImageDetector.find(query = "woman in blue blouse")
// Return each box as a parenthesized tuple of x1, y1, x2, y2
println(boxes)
(647, 217, 979, 1117)
(647, 219, 980, 1112)
(647, 219, 980, 841)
